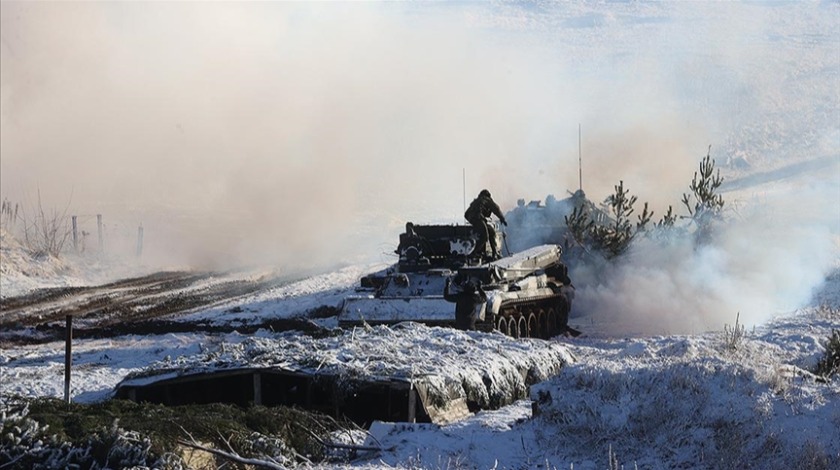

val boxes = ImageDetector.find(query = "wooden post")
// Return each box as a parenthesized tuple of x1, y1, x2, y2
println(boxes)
(97, 214, 103, 253)
(64, 315, 72, 404)
(408, 382, 416, 423)
(136, 225, 144, 257)
(71, 216, 78, 252)
(332, 382, 340, 419)
(253, 373, 262, 406)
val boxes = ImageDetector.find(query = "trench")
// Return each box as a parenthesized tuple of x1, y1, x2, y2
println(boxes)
(114, 367, 467, 428)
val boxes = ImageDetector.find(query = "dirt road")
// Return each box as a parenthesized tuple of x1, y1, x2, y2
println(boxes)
(0, 270, 323, 345)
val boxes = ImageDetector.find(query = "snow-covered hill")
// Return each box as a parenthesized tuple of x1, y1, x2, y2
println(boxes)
(355, 307, 840, 469)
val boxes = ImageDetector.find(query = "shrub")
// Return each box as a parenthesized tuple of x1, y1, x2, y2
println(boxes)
(17, 190, 72, 258)
(814, 329, 840, 378)
(0, 397, 353, 468)
(722, 312, 746, 352)
(681, 147, 725, 242)
(565, 181, 652, 259)
(1, 198, 20, 228)
(564, 148, 725, 260)
(592, 181, 651, 258)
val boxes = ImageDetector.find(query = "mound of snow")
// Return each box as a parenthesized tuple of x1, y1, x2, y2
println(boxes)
(528, 307, 840, 468)
(0, 228, 76, 298)
(118, 323, 575, 411)
(0, 228, 162, 299)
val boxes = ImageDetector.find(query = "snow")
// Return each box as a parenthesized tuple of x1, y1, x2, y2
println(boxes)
(114, 323, 574, 415)
(3, 276, 838, 468)
(2, 0, 840, 468)
(524, 309, 840, 468)
(177, 263, 387, 325)
(0, 227, 167, 299)
(1, 333, 211, 402)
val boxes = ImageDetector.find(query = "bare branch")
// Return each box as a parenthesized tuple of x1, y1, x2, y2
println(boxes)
(299, 426, 386, 453)
(176, 439, 289, 470)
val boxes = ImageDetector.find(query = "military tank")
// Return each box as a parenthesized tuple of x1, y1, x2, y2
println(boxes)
(338, 222, 576, 339)
(502, 189, 615, 271)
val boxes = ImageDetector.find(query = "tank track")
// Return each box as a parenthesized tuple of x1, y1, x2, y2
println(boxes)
(477, 294, 570, 340)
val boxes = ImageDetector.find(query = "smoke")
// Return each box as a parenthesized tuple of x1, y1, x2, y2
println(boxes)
(571, 175, 840, 335)
(2, 2, 837, 328)
(0, 2, 720, 270)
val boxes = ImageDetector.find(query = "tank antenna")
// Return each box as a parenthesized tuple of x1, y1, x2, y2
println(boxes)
(462, 168, 466, 215)
(578, 123, 583, 192)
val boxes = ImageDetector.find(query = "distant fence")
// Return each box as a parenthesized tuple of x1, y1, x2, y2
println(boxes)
(69, 214, 144, 257)
(1, 199, 144, 259)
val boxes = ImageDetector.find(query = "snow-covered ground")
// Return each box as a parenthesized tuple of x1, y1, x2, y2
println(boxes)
(346, 307, 839, 469)
(2, 0, 840, 468)
(0, 228, 157, 299)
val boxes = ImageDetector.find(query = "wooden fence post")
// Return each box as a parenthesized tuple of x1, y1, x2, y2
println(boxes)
(253, 373, 262, 406)
(408, 382, 416, 423)
(65, 315, 73, 404)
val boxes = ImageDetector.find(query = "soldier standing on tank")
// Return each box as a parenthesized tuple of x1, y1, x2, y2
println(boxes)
(444, 275, 487, 331)
(465, 189, 507, 259)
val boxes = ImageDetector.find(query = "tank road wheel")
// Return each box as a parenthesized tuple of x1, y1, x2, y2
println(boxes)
(546, 308, 558, 338)
(538, 310, 548, 339)
(527, 313, 538, 339)
(556, 299, 570, 333)
(497, 316, 510, 336)
(516, 315, 528, 338)
(510, 316, 521, 338)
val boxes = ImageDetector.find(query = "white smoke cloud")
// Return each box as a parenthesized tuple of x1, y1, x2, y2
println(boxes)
(571, 175, 840, 335)
(1, 2, 548, 268)
(0, 2, 721, 271)
(1, 1, 837, 328)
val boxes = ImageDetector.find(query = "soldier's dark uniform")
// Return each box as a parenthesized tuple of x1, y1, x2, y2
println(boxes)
(464, 189, 507, 259)
(444, 276, 487, 331)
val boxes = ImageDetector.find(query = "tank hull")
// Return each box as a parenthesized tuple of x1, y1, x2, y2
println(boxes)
(340, 296, 454, 326)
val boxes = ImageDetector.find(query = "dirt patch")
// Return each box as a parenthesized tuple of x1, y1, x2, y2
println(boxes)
(0, 270, 326, 346)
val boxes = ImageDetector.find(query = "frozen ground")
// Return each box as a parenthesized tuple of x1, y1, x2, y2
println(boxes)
(2, 0, 840, 469)
(2, 285, 838, 469)
(354, 308, 840, 469)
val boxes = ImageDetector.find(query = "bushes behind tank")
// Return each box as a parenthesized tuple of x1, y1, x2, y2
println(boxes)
(815, 329, 840, 378)
(505, 147, 726, 264)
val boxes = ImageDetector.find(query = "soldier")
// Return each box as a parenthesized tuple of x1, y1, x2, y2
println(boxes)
(465, 189, 507, 259)
(444, 274, 487, 331)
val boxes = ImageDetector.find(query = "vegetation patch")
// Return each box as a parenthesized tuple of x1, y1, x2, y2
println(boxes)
(815, 329, 840, 379)
(1, 397, 357, 469)
(565, 147, 726, 262)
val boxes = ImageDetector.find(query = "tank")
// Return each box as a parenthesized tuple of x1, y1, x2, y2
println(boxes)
(504, 189, 612, 268)
(339, 222, 576, 339)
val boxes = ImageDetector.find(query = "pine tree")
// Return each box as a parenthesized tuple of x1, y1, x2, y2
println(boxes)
(681, 146, 724, 242)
